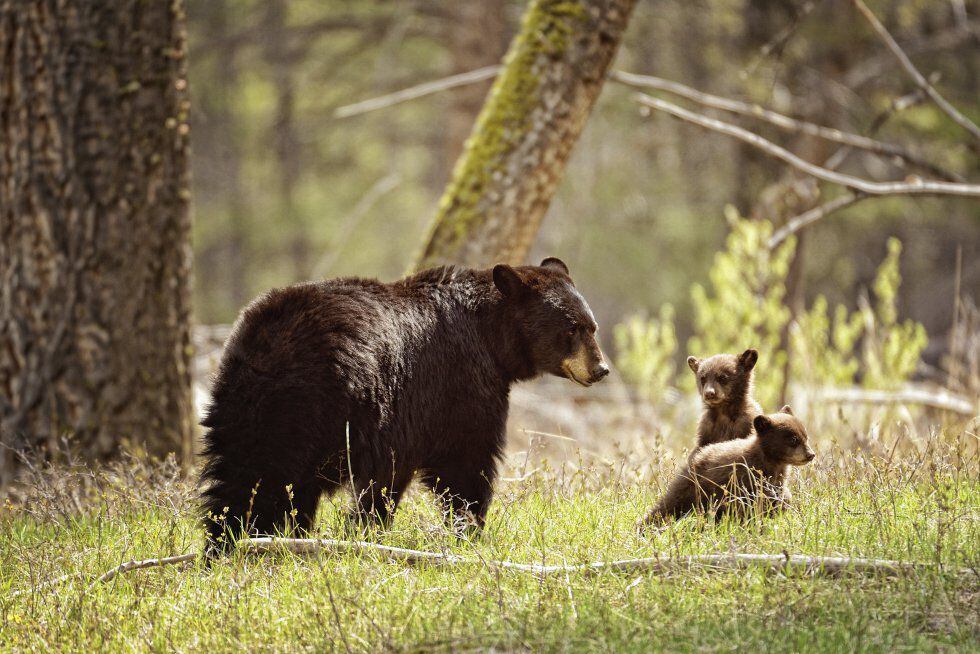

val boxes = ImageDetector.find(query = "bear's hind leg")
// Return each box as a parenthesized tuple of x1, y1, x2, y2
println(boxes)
(351, 472, 412, 529)
(423, 463, 496, 533)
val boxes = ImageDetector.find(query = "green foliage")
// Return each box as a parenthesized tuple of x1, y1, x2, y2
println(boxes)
(792, 296, 863, 387)
(687, 207, 795, 405)
(614, 216, 928, 408)
(862, 238, 929, 389)
(614, 304, 677, 403)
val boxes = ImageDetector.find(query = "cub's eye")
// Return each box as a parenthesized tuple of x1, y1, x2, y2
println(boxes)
(717, 375, 728, 384)
(567, 326, 578, 336)
(700, 375, 706, 384)
(787, 436, 800, 446)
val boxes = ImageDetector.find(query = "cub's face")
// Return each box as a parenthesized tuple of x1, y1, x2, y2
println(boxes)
(493, 258, 608, 386)
(754, 407, 815, 465)
(687, 349, 757, 407)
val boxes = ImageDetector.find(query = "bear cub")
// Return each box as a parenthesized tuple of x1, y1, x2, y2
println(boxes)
(641, 406, 814, 528)
(688, 349, 762, 449)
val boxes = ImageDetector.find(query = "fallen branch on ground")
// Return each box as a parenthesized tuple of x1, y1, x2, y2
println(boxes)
(8, 539, 972, 599)
(243, 538, 964, 578)
(806, 386, 977, 416)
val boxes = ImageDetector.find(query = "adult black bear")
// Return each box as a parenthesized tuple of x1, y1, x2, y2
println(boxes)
(200, 258, 608, 554)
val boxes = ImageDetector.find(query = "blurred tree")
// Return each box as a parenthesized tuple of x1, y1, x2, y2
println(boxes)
(416, 0, 637, 269)
(0, 0, 194, 484)
(440, 0, 509, 186)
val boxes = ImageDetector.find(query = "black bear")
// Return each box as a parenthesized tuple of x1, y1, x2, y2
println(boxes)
(640, 406, 814, 528)
(687, 349, 762, 449)
(200, 258, 608, 554)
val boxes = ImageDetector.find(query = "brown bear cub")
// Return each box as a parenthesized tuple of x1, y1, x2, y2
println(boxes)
(688, 349, 762, 449)
(641, 406, 814, 527)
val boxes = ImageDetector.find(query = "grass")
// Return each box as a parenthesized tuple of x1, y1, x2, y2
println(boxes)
(1, 430, 978, 652)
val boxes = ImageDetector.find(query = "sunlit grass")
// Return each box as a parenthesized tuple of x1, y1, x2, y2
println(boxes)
(1, 433, 977, 652)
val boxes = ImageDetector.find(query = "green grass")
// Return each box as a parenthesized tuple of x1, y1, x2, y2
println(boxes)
(2, 436, 978, 653)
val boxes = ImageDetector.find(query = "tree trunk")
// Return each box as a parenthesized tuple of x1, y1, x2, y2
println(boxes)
(0, 0, 194, 485)
(416, 0, 637, 270)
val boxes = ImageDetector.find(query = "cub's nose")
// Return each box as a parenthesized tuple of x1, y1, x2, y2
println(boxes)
(804, 450, 816, 462)
(590, 362, 610, 382)
(703, 387, 717, 399)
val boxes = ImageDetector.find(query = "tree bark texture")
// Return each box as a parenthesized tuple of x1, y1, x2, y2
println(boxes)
(0, 0, 194, 484)
(416, 0, 637, 270)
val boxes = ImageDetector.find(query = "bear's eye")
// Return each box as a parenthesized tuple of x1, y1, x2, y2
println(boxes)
(717, 375, 728, 384)
(699, 375, 706, 384)
(787, 436, 800, 446)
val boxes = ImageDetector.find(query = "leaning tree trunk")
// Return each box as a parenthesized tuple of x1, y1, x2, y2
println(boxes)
(416, 0, 637, 270)
(0, 0, 194, 485)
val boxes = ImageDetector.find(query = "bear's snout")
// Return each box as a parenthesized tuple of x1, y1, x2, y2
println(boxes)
(590, 362, 610, 382)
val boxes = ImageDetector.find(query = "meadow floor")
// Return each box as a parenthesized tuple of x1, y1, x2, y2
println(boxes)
(2, 436, 978, 653)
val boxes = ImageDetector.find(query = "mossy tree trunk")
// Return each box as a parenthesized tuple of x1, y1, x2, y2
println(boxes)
(0, 0, 194, 485)
(416, 0, 637, 270)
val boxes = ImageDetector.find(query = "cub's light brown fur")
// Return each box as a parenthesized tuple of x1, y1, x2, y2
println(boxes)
(642, 407, 814, 528)
(688, 349, 762, 449)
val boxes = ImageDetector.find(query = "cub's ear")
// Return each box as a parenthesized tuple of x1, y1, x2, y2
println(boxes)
(738, 348, 759, 371)
(493, 264, 525, 297)
(779, 404, 794, 415)
(539, 257, 569, 275)
(687, 356, 700, 374)
(753, 415, 773, 434)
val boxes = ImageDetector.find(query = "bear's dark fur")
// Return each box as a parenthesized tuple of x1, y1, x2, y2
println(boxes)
(687, 349, 762, 449)
(199, 258, 608, 554)
(641, 406, 814, 528)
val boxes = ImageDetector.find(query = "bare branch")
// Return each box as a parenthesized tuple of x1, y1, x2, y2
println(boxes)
(850, 0, 980, 143)
(769, 192, 869, 248)
(13, 540, 968, 599)
(843, 25, 978, 88)
(613, 71, 963, 182)
(334, 66, 501, 118)
(310, 174, 401, 278)
(805, 385, 977, 415)
(88, 553, 197, 590)
(635, 94, 980, 198)
(240, 539, 960, 578)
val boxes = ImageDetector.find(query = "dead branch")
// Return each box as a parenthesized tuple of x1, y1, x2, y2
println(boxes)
(88, 553, 197, 590)
(806, 386, 976, 416)
(769, 192, 869, 248)
(850, 0, 980, 143)
(635, 94, 980, 198)
(240, 539, 966, 578)
(9, 539, 971, 599)
(612, 71, 960, 182)
(334, 66, 500, 118)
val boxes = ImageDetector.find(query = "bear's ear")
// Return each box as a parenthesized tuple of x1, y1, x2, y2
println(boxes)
(779, 404, 794, 416)
(738, 348, 759, 371)
(493, 264, 525, 297)
(539, 257, 569, 275)
(753, 414, 773, 434)
(687, 356, 700, 374)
